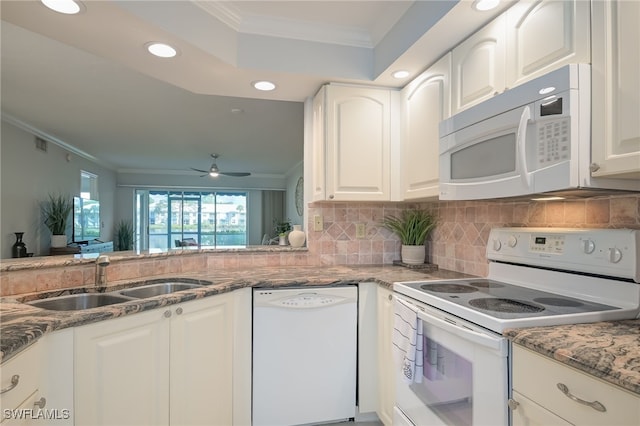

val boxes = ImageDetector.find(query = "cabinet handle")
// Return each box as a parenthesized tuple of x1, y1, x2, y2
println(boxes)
(34, 397, 47, 409)
(590, 163, 601, 173)
(1, 375, 19, 394)
(388, 294, 393, 301)
(329, 194, 334, 199)
(507, 399, 520, 410)
(557, 383, 606, 412)
(164, 310, 172, 318)
(175, 307, 183, 315)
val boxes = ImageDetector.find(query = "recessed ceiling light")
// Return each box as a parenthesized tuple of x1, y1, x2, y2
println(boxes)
(253, 81, 276, 91)
(146, 42, 178, 58)
(392, 70, 410, 79)
(41, 0, 83, 14)
(473, 0, 500, 11)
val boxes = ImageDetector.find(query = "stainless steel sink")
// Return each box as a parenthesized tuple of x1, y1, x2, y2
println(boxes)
(119, 282, 203, 299)
(28, 293, 134, 311)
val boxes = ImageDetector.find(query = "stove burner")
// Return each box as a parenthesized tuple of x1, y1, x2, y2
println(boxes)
(469, 298, 546, 314)
(534, 297, 584, 307)
(468, 280, 504, 289)
(420, 283, 478, 294)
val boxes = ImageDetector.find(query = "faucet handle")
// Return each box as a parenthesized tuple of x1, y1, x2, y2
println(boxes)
(96, 255, 110, 266)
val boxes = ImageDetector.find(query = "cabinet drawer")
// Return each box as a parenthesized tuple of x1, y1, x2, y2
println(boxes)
(511, 390, 571, 426)
(513, 345, 640, 426)
(0, 343, 42, 414)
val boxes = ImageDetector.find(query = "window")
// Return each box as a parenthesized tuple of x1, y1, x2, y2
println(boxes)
(80, 170, 98, 200)
(137, 190, 247, 250)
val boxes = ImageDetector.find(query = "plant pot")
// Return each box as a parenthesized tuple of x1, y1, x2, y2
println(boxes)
(51, 234, 68, 248)
(288, 225, 306, 248)
(278, 235, 287, 246)
(401, 244, 425, 265)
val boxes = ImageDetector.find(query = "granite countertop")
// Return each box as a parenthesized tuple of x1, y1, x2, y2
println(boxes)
(0, 264, 466, 363)
(505, 320, 640, 396)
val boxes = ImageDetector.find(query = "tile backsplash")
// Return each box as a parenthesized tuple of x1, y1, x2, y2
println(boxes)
(307, 193, 640, 276)
(2, 194, 638, 296)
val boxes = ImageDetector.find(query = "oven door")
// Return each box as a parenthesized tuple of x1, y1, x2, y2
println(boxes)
(395, 297, 509, 426)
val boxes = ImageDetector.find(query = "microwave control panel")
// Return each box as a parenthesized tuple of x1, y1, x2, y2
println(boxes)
(536, 117, 570, 167)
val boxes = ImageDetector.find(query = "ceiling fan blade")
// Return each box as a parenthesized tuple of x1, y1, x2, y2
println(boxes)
(220, 172, 251, 177)
(191, 167, 209, 174)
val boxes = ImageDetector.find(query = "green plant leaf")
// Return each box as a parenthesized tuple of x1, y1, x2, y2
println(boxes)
(381, 210, 436, 245)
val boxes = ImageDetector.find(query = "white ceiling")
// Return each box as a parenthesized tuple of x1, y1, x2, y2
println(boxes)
(1, 0, 510, 179)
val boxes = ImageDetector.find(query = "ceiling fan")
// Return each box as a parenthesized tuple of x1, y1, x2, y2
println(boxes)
(191, 154, 251, 178)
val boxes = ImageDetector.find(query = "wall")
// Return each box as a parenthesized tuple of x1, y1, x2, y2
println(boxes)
(1, 121, 117, 258)
(306, 193, 640, 275)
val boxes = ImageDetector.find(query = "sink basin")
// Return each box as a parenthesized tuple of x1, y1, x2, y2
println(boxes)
(119, 282, 203, 299)
(28, 293, 134, 311)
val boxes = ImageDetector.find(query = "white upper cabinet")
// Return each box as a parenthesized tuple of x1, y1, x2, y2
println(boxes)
(400, 53, 451, 200)
(506, 0, 590, 88)
(591, 0, 640, 179)
(451, 14, 506, 115)
(313, 84, 399, 201)
(452, 0, 590, 116)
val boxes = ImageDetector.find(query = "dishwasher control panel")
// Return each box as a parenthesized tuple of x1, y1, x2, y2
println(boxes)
(253, 286, 357, 309)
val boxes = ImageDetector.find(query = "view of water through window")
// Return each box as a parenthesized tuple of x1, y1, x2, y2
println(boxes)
(140, 191, 247, 250)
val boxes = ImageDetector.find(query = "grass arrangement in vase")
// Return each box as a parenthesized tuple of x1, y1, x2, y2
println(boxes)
(382, 209, 437, 265)
(42, 193, 73, 248)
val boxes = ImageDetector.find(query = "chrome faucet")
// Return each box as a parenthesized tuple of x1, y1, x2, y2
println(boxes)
(95, 255, 110, 290)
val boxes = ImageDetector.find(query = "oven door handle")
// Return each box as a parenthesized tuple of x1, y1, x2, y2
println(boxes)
(417, 310, 507, 354)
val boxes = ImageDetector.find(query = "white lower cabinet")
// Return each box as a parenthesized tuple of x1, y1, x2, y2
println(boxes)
(0, 343, 43, 426)
(75, 291, 247, 426)
(376, 286, 395, 426)
(511, 345, 640, 426)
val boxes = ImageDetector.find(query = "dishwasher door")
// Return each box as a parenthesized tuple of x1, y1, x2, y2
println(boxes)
(252, 286, 358, 426)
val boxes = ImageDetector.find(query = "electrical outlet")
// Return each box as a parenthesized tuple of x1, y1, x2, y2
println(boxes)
(356, 223, 366, 239)
(313, 215, 323, 232)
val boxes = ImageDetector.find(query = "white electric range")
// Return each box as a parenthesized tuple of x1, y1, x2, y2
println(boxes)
(392, 227, 640, 426)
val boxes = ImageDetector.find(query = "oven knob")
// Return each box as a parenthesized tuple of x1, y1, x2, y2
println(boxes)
(582, 239, 596, 254)
(492, 239, 502, 251)
(608, 247, 623, 263)
(508, 235, 518, 248)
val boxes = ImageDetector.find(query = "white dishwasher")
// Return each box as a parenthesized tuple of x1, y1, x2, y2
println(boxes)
(252, 285, 358, 426)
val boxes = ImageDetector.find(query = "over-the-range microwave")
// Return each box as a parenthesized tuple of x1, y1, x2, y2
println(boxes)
(438, 63, 637, 201)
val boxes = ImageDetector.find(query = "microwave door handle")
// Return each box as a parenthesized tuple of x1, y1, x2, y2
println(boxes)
(517, 106, 532, 188)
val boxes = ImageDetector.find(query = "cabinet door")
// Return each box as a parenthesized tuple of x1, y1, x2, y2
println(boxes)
(506, 0, 590, 88)
(170, 294, 234, 426)
(357, 282, 379, 415)
(511, 391, 572, 426)
(591, 0, 640, 179)
(401, 53, 451, 200)
(451, 14, 506, 115)
(376, 286, 395, 426)
(39, 329, 74, 425)
(75, 309, 170, 426)
(325, 85, 392, 201)
(311, 86, 327, 201)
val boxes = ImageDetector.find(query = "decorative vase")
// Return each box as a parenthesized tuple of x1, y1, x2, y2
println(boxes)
(278, 235, 287, 246)
(51, 234, 67, 248)
(11, 232, 28, 258)
(401, 244, 425, 265)
(288, 225, 306, 248)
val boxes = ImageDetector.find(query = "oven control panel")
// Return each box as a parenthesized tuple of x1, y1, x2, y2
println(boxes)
(487, 228, 639, 282)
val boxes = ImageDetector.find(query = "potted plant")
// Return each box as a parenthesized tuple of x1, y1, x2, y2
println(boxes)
(382, 209, 437, 265)
(115, 219, 134, 251)
(274, 218, 292, 245)
(42, 193, 73, 248)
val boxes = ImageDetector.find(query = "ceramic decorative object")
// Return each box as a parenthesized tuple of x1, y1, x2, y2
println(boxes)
(401, 244, 426, 265)
(288, 225, 306, 248)
(11, 232, 28, 258)
(50, 235, 68, 248)
(278, 235, 287, 246)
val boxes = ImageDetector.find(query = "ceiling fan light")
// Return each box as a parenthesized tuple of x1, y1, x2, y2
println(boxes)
(209, 171, 220, 177)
